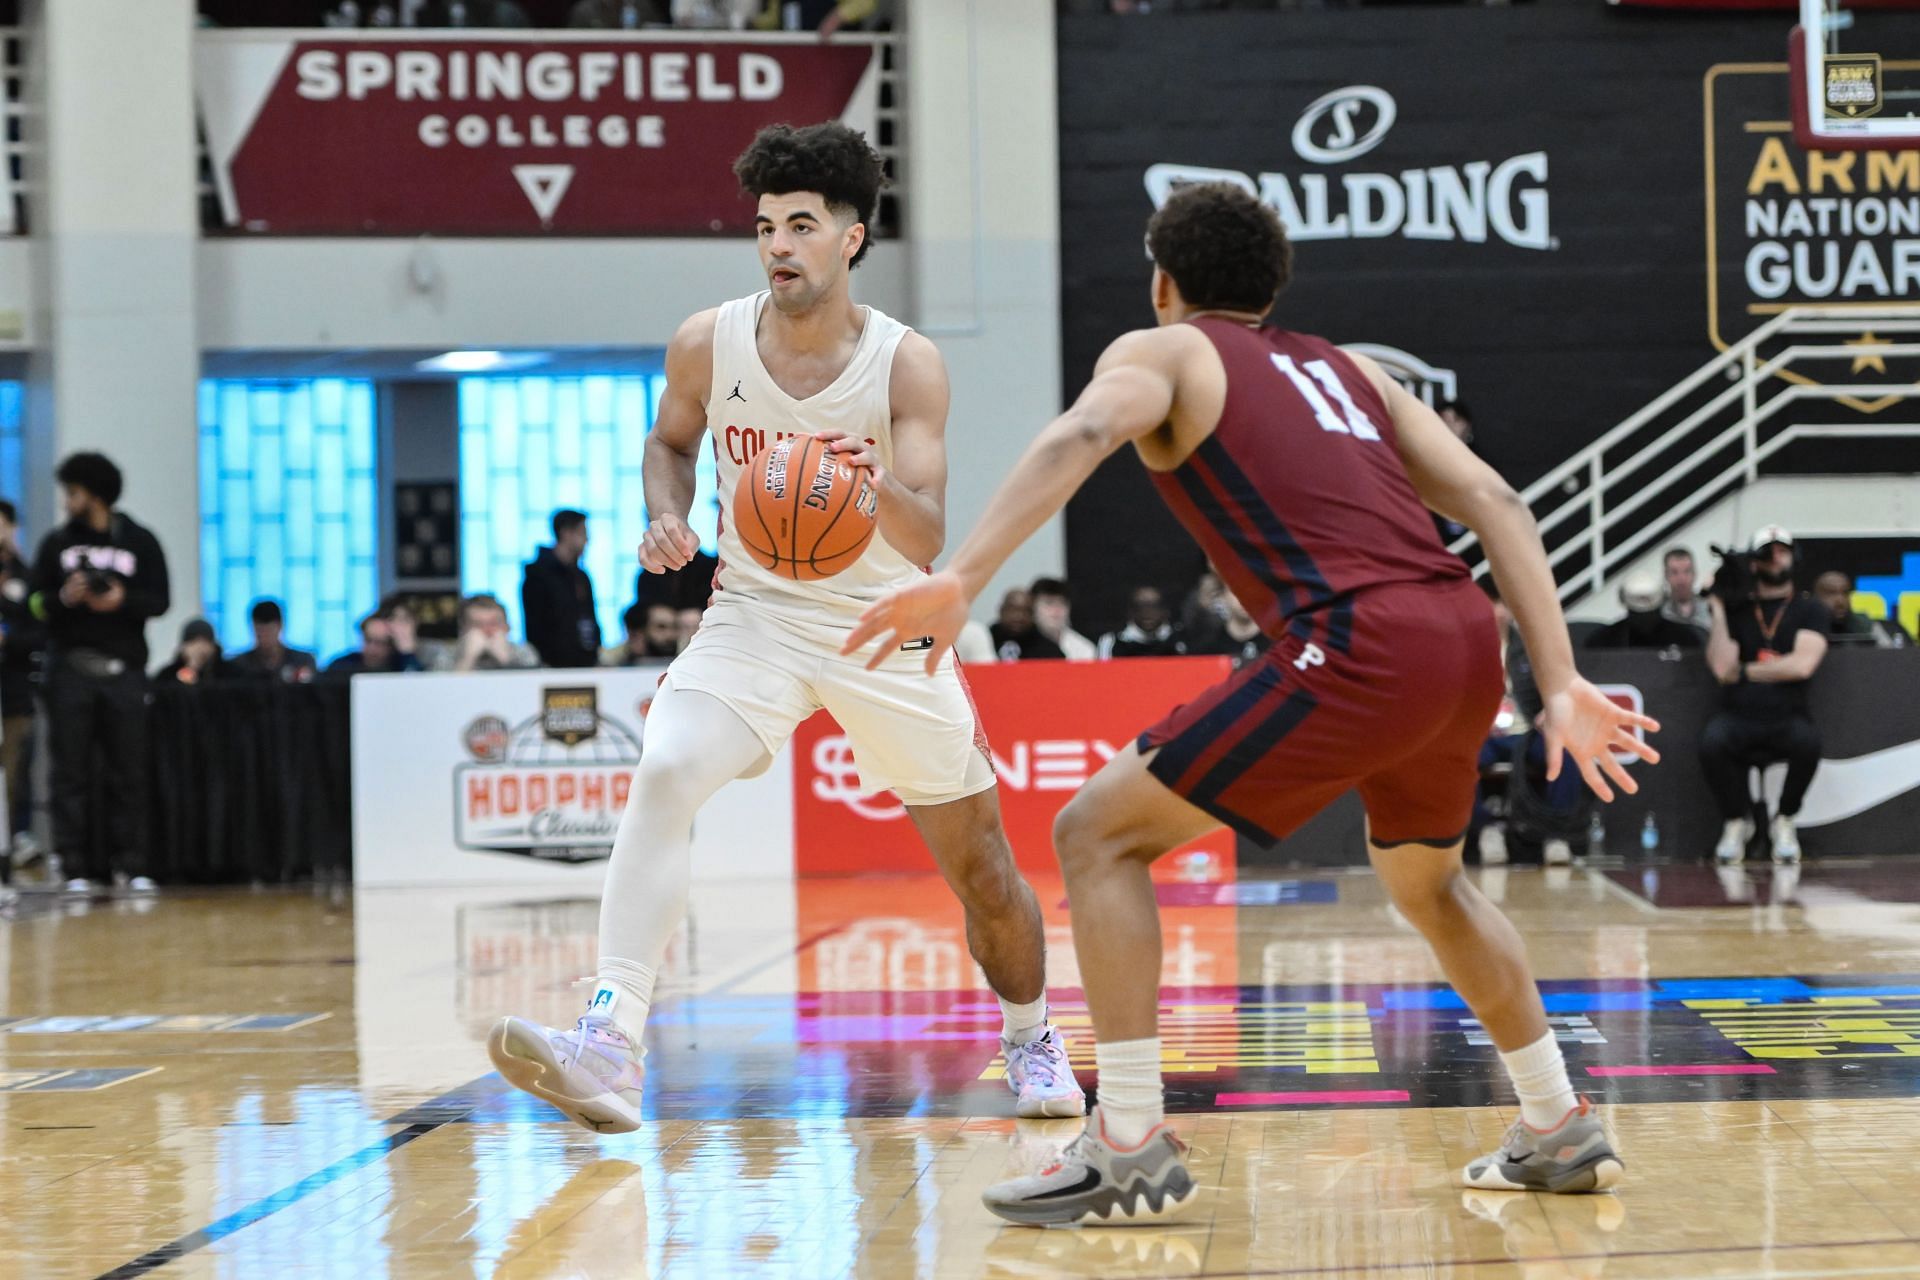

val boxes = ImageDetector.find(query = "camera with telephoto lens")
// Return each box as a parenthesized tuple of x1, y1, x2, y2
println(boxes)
(1707, 544, 1755, 610)
(83, 570, 113, 596)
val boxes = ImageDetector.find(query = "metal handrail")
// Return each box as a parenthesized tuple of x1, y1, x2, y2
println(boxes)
(1448, 304, 1920, 605)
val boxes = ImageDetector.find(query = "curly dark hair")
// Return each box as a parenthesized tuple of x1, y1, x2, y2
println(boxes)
(1145, 182, 1292, 314)
(56, 451, 124, 507)
(733, 122, 887, 269)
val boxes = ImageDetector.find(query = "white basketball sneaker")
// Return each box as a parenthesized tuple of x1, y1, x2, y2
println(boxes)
(1771, 815, 1801, 864)
(487, 1013, 645, 1134)
(1715, 819, 1753, 866)
(1003, 1026, 1087, 1118)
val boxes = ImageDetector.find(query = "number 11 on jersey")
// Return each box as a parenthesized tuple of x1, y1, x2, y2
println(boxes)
(1271, 354, 1382, 442)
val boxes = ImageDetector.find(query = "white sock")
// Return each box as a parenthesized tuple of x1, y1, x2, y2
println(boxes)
(1501, 1029, 1578, 1130)
(588, 956, 657, 1047)
(1094, 1037, 1164, 1148)
(999, 994, 1048, 1046)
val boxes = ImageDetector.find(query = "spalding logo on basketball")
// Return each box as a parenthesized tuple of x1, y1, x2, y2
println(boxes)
(733, 434, 878, 581)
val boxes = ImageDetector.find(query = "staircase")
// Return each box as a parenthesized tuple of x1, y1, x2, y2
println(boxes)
(1448, 304, 1920, 608)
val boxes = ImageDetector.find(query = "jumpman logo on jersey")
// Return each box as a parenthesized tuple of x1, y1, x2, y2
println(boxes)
(727, 380, 746, 403)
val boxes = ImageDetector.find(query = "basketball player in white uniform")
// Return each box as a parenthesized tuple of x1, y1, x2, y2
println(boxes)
(487, 123, 1083, 1131)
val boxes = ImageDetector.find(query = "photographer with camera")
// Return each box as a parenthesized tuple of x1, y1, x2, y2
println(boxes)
(29, 454, 170, 894)
(1701, 525, 1827, 867)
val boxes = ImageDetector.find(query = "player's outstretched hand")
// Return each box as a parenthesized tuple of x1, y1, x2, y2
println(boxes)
(1539, 676, 1662, 803)
(640, 514, 700, 574)
(841, 572, 969, 675)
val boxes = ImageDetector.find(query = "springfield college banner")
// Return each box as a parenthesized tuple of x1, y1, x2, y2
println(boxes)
(1057, 9, 1920, 632)
(196, 33, 880, 235)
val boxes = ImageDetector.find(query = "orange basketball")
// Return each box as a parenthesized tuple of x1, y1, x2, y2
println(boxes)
(732, 434, 878, 581)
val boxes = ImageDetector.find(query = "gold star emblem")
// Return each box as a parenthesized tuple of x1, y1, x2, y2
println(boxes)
(1846, 331, 1889, 377)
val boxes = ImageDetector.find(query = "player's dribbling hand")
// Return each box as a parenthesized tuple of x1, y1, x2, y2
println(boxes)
(1539, 676, 1662, 803)
(841, 571, 969, 676)
(816, 430, 886, 484)
(640, 514, 700, 574)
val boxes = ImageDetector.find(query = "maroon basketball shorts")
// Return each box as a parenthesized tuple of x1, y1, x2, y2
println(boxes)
(1140, 580, 1505, 849)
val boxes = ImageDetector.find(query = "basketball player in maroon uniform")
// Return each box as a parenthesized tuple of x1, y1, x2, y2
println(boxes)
(843, 182, 1660, 1224)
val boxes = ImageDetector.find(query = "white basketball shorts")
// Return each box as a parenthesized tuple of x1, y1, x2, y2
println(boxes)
(662, 597, 996, 807)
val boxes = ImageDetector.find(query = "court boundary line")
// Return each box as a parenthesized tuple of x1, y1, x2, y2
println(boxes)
(91, 1120, 450, 1280)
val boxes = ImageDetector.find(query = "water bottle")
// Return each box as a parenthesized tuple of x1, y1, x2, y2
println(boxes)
(621, 1, 641, 27)
(1640, 812, 1660, 855)
(449, 0, 468, 26)
(1587, 810, 1606, 854)
(336, 0, 362, 26)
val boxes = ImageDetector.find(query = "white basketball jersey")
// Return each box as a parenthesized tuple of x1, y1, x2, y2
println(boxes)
(706, 291, 922, 635)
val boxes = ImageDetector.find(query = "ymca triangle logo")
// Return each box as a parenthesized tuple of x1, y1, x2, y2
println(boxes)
(512, 164, 575, 226)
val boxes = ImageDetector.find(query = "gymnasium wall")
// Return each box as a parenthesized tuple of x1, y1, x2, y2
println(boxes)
(1056, 8, 1920, 634)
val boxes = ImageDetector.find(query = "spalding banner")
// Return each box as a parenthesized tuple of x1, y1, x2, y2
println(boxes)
(1057, 9, 1919, 634)
(196, 32, 880, 235)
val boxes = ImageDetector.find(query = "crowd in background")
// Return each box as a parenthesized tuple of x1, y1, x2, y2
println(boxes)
(193, 0, 891, 32)
(1, 446, 1913, 897)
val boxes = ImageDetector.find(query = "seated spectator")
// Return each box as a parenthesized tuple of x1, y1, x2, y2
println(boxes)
(988, 588, 1064, 661)
(155, 618, 225, 686)
(378, 595, 424, 668)
(1814, 570, 1909, 647)
(672, 0, 759, 24)
(605, 603, 682, 666)
(1179, 569, 1228, 652)
(429, 594, 542, 672)
(328, 611, 425, 676)
(675, 606, 704, 653)
(229, 600, 318, 684)
(414, 0, 530, 25)
(955, 618, 997, 664)
(636, 550, 719, 612)
(1030, 577, 1097, 660)
(569, 0, 668, 24)
(1585, 571, 1702, 652)
(1099, 586, 1183, 658)
(1661, 547, 1712, 637)
(1189, 587, 1269, 669)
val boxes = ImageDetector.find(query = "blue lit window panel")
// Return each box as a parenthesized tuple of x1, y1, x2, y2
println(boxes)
(457, 361, 715, 644)
(0, 381, 22, 512)
(199, 378, 379, 663)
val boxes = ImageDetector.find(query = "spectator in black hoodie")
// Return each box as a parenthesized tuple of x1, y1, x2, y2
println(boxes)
(30, 453, 169, 894)
(0, 500, 44, 875)
(522, 509, 601, 668)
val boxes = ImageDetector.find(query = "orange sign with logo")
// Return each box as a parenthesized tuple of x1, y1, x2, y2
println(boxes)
(793, 657, 1236, 875)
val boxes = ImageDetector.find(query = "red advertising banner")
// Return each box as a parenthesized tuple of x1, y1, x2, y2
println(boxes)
(793, 657, 1238, 877)
(196, 33, 879, 235)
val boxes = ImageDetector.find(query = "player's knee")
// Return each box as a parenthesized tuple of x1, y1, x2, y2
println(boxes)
(633, 747, 709, 813)
(1053, 795, 1118, 875)
(1388, 864, 1469, 929)
(950, 848, 1019, 912)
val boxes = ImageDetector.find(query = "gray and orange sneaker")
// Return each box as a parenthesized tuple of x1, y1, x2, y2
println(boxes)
(982, 1107, 1197, 1226)
(1003, 1026, 1087, 1119)
(487, 1013, 645, 1134)
(1460, 1099, 1624, 1193)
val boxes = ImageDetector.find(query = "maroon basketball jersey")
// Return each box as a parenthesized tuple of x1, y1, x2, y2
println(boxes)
(1148, 318, 1469, 653)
